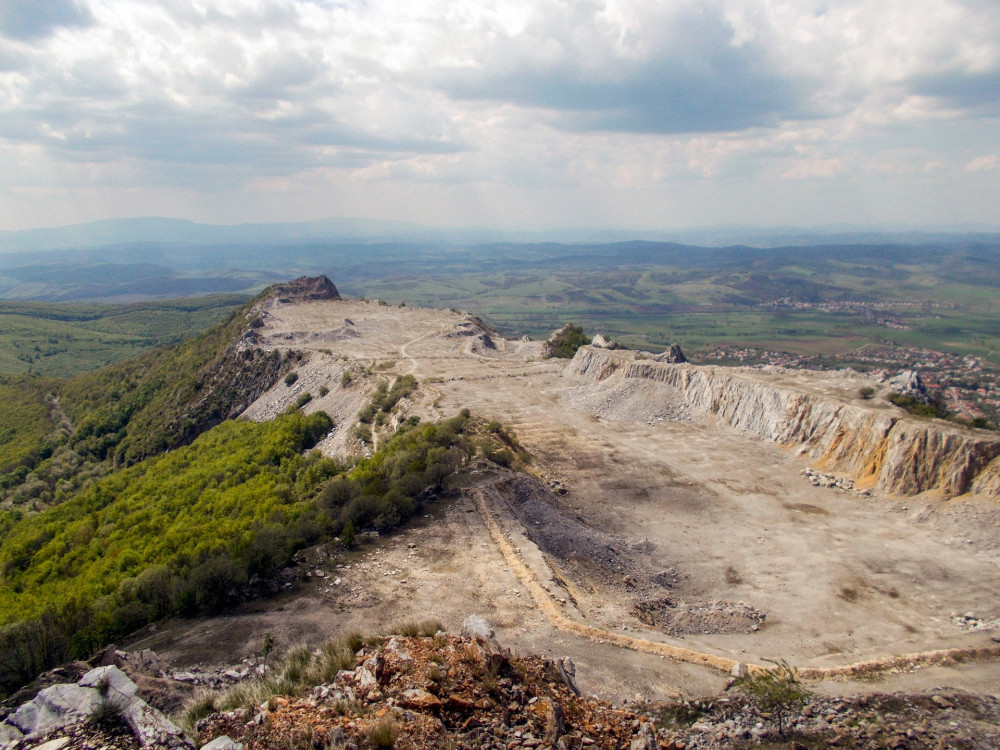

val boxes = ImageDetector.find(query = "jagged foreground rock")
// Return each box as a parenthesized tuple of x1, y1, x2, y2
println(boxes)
(191, 624, 1000, 750)
(568, 346, 1000, 498)
(4, 628, 999, 749)
(0, 666, 192, 749)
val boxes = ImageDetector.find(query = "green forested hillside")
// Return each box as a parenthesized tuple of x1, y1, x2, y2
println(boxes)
(0, 298, 293, 510)
(0, 295, 247, 377)
(0, 406, 503, 696)
(0, 378, 58, 473)
(0, 411, 334, 628)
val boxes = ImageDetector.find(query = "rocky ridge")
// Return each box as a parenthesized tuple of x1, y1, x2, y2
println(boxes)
(567, 346, 1000, 498)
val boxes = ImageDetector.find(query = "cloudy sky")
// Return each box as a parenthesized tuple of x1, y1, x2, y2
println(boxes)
(1, 0, 998, 232)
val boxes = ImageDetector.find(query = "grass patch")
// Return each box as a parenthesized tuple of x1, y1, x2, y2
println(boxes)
(390, 619, 443, 638)
(367, 714, 398, 749)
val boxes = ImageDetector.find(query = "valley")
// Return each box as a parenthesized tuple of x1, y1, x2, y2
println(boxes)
(130, 290, 1000, 705)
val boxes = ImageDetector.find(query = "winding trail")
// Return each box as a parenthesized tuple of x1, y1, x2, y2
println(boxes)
(473, 486, 1000, 681)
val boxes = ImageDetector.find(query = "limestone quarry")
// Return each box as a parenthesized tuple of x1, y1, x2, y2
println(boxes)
(132, 290, 1000, 712)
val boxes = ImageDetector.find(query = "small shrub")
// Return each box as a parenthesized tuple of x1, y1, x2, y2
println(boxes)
(341, 371, 353, 387)
(887, 391, 948, 419)
(857, 386, 875, 400)
(180, 691, 220, 734)
(314, 640, 356, 682)
(340, 520, 356, 548)
(344, 631, 365, 653)
(367, 715, 398, 749)
(318, 385, 329, 397)
(284, 372, 299, 386)
(280, 643, 312, 683)
(484, 447, 514, 468)
(645, 700, 702, 728)
(89, 675, 130, 732)
(295, 392, 312, 409)
(736, 659, 810, 737)
(548, 324, 588, 359)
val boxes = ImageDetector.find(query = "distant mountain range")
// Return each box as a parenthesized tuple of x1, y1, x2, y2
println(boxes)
(2, 216, 999, 253)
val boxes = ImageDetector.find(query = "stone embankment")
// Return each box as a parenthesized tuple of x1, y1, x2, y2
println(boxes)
(567, 347, 1000, 498)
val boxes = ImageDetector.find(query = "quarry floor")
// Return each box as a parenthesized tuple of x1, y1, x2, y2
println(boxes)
(131, 299, 1000, 702)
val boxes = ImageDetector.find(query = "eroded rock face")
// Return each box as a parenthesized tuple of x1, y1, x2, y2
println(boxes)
(567, 347, 1000, 498)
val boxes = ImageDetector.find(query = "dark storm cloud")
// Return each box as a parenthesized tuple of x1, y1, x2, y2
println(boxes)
(0, 0, 93, 40)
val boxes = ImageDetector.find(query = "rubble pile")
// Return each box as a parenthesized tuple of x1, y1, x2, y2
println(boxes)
(799, 468, 873, 496)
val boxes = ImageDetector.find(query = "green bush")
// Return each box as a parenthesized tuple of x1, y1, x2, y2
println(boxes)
(284, 372, 299, 386)
(548, 324, 588, 358)
(888, 391, 948, 419)
(736, 659, 810, 737)
(0, 411, 336, 694)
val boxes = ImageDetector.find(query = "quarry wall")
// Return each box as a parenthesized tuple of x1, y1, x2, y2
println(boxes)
(568, 347, 1000, 498)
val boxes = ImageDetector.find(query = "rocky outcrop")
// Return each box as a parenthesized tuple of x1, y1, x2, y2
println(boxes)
(0, 666, 194, 749)
(567, 347, 1000, 498)
(591, 334, 621, 350)
(654, 344, 687, 363)
(266, 275, 341, 303)
(879, 368, 928, 403)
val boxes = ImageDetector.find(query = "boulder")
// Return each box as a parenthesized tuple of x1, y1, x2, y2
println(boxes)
(79, 665, 138, 699)
(885, 369, 928, 404)
(398, 688, 443, 711)
(630, 722, 659, 750)
(0, 666, 194, 750)
(461, 615, 495, 640)
(201, 736, 244, 750)
(591, 334, 621, 350)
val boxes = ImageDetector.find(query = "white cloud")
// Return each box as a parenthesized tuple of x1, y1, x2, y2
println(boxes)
(0, 0, 998, 229)
(782, 157, 847, 180)
(965, 154, 998, 173)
